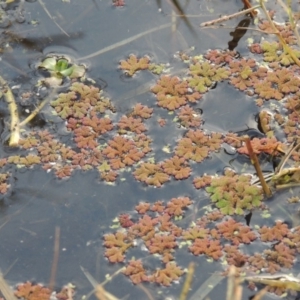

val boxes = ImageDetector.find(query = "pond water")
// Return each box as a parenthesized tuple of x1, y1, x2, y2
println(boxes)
(0, 0, 300, 299)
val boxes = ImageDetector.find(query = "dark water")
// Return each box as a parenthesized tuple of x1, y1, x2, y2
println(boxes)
(0, 1, 296, 299)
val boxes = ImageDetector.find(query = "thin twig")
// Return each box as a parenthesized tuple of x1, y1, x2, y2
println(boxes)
(19, 90, 57, 127)
(0, 76, 20, 147)
(275, 141, 298, 174)
(200, 5, 260, 27)
(243, 136, 272, 197)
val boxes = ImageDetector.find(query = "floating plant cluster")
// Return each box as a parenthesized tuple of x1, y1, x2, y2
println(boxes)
(1, 6, 300, 296)
(104, 196, 300, 290)
(10, 282, 75, 300)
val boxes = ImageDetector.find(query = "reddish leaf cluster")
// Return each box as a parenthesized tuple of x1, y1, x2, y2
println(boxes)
(161, 156, 191, 180)
(119, 54, 150, 76)
(177, 105, 202, 128)
(189, 238, 222, 259)
(103, 197, 192, 285)
(0, 173, 10, 194)
(133, 162, 170, 187)
(217, 218, 256, 245)
(117, 116, 146, 134)
(14, 282, 75, 300)
(229, 59, 268, 91)
(151, 75, 201, 110)
(175, 129, 223, 162)
(103, 135, 145, 170)
(105, 191, 300, 287)
(258, 221, 289, 242)
(237, 137, 283, 155)
(51, 82, 106, 119)
(123, 260, 183, 286)
(204, 49, 237, 64)
(130, 103, 153, 119)
(193, 175, 212, 189)
(14, 282, 51, 300)
(245, 220, 297, 274)
(104, 231, 133, 263)
(254, 68, 300, 100)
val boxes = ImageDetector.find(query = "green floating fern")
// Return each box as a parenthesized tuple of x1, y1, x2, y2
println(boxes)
(206, 170, 263, 215)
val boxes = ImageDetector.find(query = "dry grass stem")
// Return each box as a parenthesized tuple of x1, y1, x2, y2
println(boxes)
(0, 271, 18, 300)
(0, 76, 20, 147)
(49, 226, 60, 291)
(200, 5, 260, 27)
(179, 262, 195, 300)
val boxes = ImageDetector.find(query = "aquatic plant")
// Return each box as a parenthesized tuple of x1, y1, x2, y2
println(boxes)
(161, 156, 191, 180)
(104, 231, 133, 263)
(38, 55, 85, 85)
(119, 54, 150, 76)
(103, 135, 145, 170)
(177, 105, 202, 128)
(205, 169, 263, 215)
(14, 282, 75, 300)
(189, 238, 223, 259)
(175, 129, 223, 162)
(112, 0, 125, 7)
(4, 1, 300, 296)
(130, 103, 153, 119)
(193, 175, 212, 189)
(103, 193, 300, 286)
(117, 116, 146, 134)
(258, 221, 289, 242)
(133, 162, 170, 187)
(14, 282, 52, 300)
(151, 75, 201, 110)
(0, 173, 10, 194)
(255, 68, 300, 100)
(217, 218, 257, 245)
(187, 61, 230, 93)
(237, 137, 283, 155)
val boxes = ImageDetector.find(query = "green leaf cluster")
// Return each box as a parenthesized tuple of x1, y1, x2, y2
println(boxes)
(38, 56, 86, 85)
(206, 172, 263, 215)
